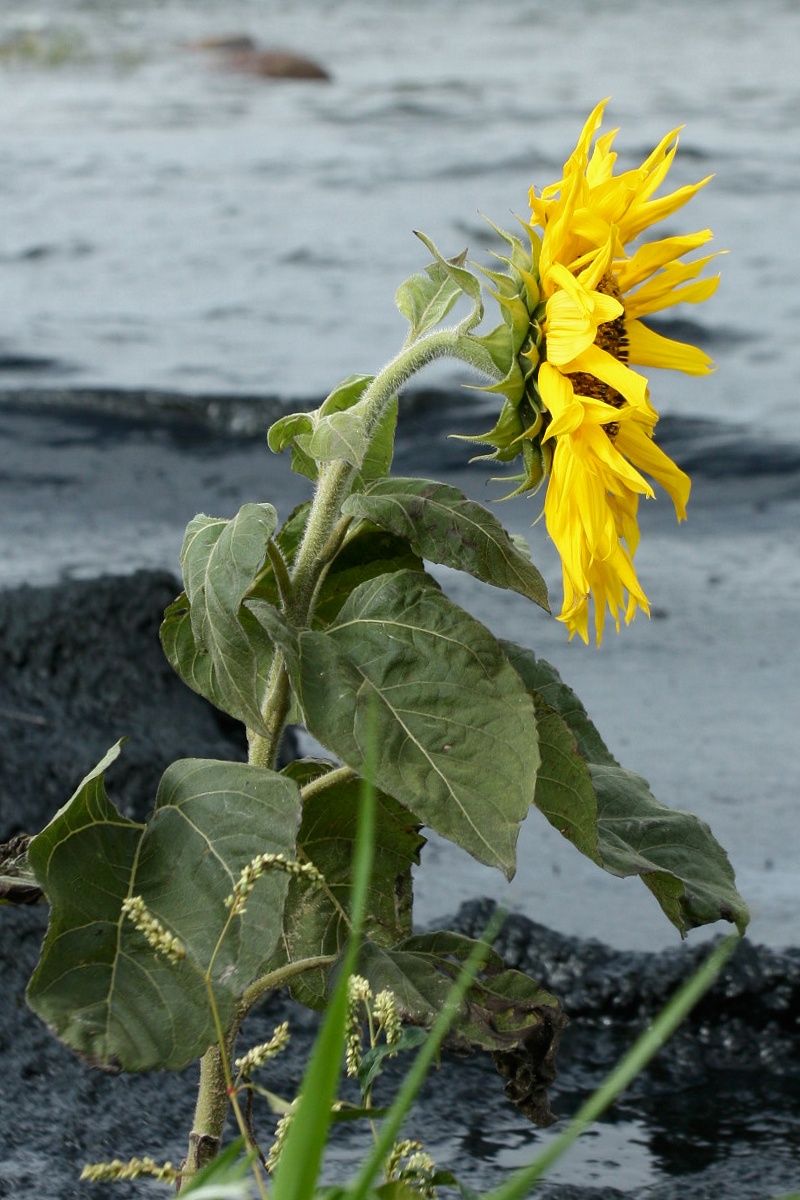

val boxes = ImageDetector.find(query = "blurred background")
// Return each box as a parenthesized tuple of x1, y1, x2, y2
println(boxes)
(1, 0, 797, 428)
(1, 0, 798, 953)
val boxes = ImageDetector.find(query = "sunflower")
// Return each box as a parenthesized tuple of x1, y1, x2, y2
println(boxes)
(526, 99, 720, 643)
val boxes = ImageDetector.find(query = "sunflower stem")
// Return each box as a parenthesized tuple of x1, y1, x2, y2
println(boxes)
(288, 326, 500, 619)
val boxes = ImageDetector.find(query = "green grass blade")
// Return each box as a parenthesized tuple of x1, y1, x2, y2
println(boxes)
(270, 719, 377, 1200)
(345, 905, 508, 1200)
(482, 933, 742, 1200)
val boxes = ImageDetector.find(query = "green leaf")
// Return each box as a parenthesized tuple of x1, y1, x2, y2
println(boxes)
(501, 641, 617, 766)
(358, 1026, 429, 1093)
(396, 252, 470, 342)
(590, 764, 750, 936)
(26, 746, 301, 1072)
(162, 504, 279, 735)
(267, 377, 396, 480)
(503, 641, 750, 937)
(529, 699, 601, 862)
(311, 525, 425, 627)
(268, 411, 318, 482)
(356, 932, 563, 1055)
(297, 571, 539, 876)
(413, 232, 485, 335)
(298, 410, 369, 470)
(358, 393, 397, 485)
(270, 761, 424, 1008)
(342, 477, 549, 610)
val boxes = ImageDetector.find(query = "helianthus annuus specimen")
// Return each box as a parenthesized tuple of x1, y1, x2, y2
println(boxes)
(531, 99, 719, 643)
(472, 100, 721, 644)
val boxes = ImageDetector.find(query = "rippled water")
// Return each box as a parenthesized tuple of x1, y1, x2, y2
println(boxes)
(2, 0, 799, 440)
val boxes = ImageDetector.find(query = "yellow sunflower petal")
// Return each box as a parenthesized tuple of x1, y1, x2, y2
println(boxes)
(628, 274, 720, 318)
(570, 343, 650, 409)
(618, 175, 714, 243)
(544, 287, 623, 364)
(615, 230, 715, 290)
(585, 128, 619, 186)
(614, 419, 691, 518)
(622, 259, 721, 319)
(538, 363, 582, 436)
(625, 318, 715, 376)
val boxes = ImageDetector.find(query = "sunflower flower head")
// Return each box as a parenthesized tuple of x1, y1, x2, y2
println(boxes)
(470, 99, 720, 643)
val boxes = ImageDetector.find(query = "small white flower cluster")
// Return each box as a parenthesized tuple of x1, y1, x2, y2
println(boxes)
(384, 1138, 438, 1199)
(120, 895, 185, 964)
(345, 976, 402, 1077)
(345, 974, 373, 1076)
(234, 1020, 291, 1077)
(225, 852, 324, 916)
(265, 1096, 301, 1173)
(265, 1097, 345, 1174)
(80, 1156, 178, 1184)
(373, 987, 402, 1047)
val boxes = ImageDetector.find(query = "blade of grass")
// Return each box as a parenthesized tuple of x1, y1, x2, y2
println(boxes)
(270, 705, 378, 1200)
(482, 933, 742, 1200)
(345, 903, 508, 1200)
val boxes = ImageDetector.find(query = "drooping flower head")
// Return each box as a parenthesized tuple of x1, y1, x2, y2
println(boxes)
(469, 100, 720, 643)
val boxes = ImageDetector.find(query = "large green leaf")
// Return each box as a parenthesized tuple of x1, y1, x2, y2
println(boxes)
(297, 571, 539, 876)
(311, 526, 425, 627)
(356, 932, 566, 1124)
(589, 764, 749, 935)
(342, 477, 548, 609)
(270, 761, 425, 1008)
(528, 699, 600, 862)
(501, 642, 617, 766)
(502, 641, 750, 936)
(161, 503, 278, 735)
(26, 745, 301, 1071)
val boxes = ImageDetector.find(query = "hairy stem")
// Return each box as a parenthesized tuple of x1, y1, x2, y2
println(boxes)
(181, 1042, 233, 1187)
(289, 326, 500, 619)
(248, 655, 292, 769)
